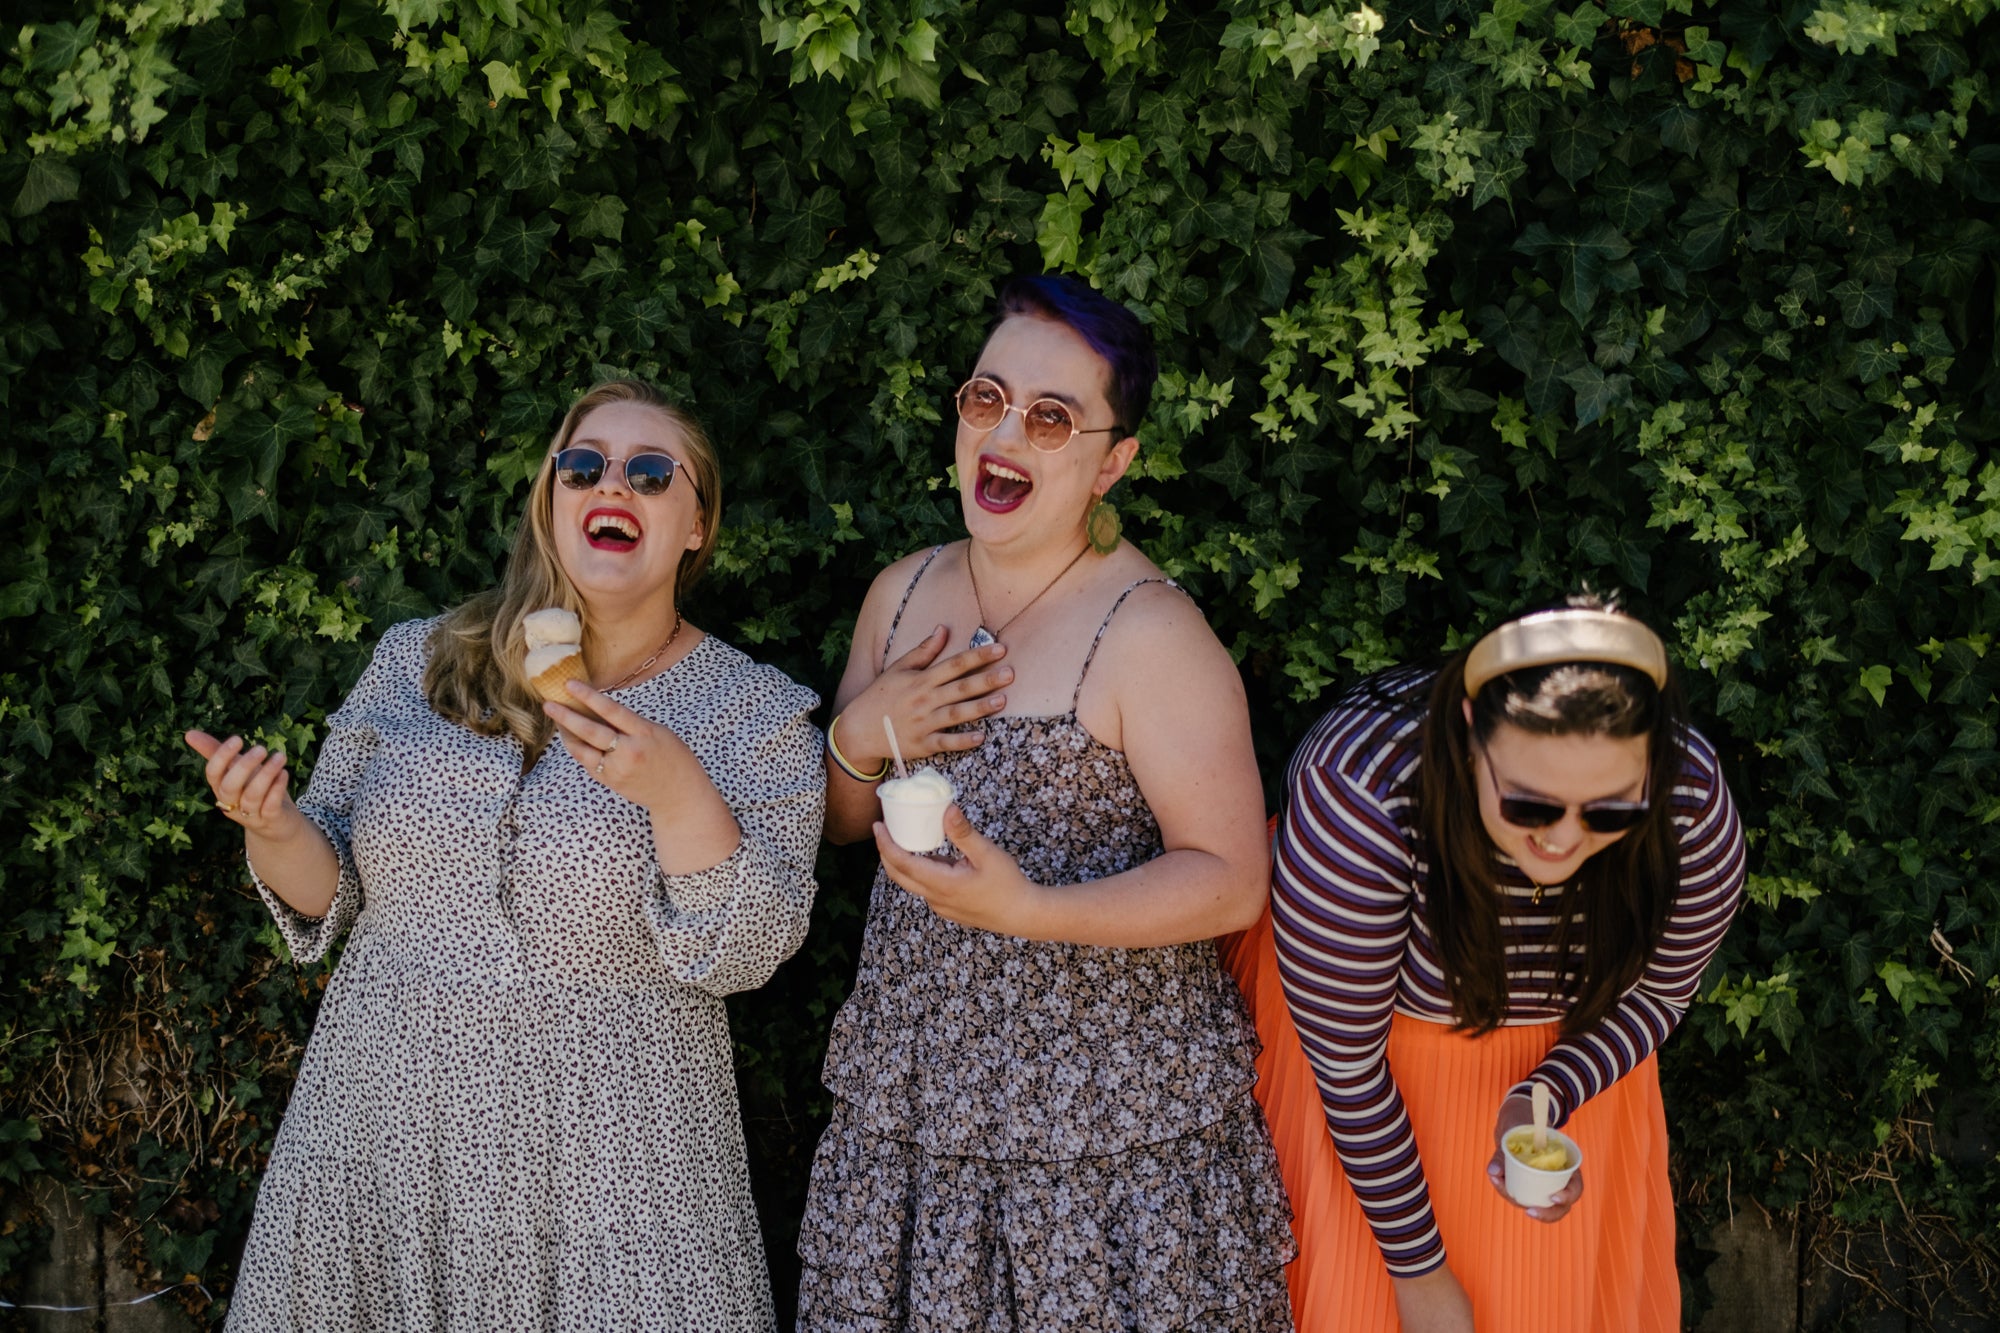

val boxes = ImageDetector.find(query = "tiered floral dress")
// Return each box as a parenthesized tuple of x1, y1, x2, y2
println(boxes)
(797, 557, 1295, 1331)
(227, 617, 824, 1333)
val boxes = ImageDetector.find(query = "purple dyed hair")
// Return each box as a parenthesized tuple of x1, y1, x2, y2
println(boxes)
(993, 274, 1159, 436)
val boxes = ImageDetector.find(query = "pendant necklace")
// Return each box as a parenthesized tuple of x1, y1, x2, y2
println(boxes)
(966, 544, 1090, 649)
(605, 608, 684, 690)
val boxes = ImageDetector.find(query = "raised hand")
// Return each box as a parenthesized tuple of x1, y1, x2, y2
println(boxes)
(834, 626, 1013, 772)
(544, 682, 695, 812)
(182, 729, 338, 917)
(184, 730, 305, 838)
(544, 681, 743, 874)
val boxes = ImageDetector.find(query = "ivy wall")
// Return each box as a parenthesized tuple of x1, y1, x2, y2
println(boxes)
(1, 0, 1997, 1324)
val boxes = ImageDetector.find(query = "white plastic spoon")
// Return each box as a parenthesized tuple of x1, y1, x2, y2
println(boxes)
(882, 715, 909, 782)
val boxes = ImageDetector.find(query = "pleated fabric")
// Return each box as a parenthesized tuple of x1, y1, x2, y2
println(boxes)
(1219, 905, 1679, 1333)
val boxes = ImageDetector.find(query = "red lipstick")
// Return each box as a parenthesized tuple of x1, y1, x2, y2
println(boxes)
(973, 453, 1034, 514)
(583, 506, 643, 551)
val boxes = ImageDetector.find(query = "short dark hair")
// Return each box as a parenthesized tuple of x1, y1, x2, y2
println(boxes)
(994, 274, 1158, 435)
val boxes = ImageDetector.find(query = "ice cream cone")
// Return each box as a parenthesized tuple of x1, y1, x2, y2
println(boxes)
(529, 647, 588, 703)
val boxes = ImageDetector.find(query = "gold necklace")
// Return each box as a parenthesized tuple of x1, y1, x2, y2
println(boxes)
(966, 544, 1090, 649)
(605, 608, 684, 689)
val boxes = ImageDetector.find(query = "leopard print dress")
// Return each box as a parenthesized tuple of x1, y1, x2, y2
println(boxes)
(226, 617, 824, 1333)
(796, 551, 1295, 1332)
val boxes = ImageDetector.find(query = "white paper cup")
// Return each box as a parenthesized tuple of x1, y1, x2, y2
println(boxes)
(879, 776, 954, 852)
(1501, 1126, 1583, 1209)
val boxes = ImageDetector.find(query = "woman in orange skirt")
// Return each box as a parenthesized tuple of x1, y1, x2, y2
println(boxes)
(1232, 599, 1746, 1332)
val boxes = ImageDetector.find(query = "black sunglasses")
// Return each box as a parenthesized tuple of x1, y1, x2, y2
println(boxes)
(553, 447, 698, 500)
(1474, 740, 1650, 834)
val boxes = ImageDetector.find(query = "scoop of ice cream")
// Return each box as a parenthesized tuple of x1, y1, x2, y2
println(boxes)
(877, 768, 955, 852)
(880, 769, 954, 802)
(523, 607, 582, 650)
(524, 642, 582, 678)
(1505, 1130, 1571, 1172)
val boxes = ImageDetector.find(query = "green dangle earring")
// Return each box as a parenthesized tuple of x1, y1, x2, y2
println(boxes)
(1086, 493, 1121, 555)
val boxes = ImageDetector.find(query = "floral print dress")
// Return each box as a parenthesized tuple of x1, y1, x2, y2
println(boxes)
(226, 617, 824, 1333)
(797, 555, 1295, 1332)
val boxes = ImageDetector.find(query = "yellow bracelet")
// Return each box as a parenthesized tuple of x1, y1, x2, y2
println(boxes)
(827, 711, 892, 783)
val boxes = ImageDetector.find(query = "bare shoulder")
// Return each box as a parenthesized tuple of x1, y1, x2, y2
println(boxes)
(1086, 571, 1242, 704)
(839, 542, 955, 694)
(1099, 573, 1224, 655)
(855, 543, 950, 628)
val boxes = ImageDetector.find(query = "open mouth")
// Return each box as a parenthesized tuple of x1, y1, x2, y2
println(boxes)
(1524, 833, 1576, 862)
(584, 507, 642, 551)
(975, 454, 1033, 513)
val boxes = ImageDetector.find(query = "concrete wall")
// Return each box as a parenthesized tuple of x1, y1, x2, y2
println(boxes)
(8, 1178, 192, 1333)
(1694, 1213, 1996, 1333)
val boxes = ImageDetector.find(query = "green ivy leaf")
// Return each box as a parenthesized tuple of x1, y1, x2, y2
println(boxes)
(1834, 278, 1895, 328)
(1677, 198, 1740, 271)
(567, 196, 628, 242)
(474, 215, 560, 281)
(11, 157, 80, 218)
(482, 60, 529, 102)
(1435, 471, 1509, 552)
(28, 18, 99, 74)
(1551, 4, 1607, 47)
(1252, 225, 1312, 308)
(1545, 111, 1612, 185)
(178, 335, 245, 406)
(1037, 186, 1090, 270)
(1562, 363, 1632, 426)
(323, 32, 379, 73)
(1657, 103, 1701, 156)
(1518, 221, 1635, 322)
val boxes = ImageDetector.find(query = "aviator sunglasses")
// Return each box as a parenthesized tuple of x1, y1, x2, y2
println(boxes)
(1474, 739, 1651, 834)
(955, 377, 1123, 454)
(553, 447, 699, 499)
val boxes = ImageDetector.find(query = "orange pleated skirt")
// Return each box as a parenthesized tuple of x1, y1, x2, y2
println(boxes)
(1220, 905, 1679, 1333)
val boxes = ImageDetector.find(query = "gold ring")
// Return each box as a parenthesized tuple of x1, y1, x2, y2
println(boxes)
(217, 801, 238, 813)
(594, 760, 607, 776)
(605, 736, 620, 754)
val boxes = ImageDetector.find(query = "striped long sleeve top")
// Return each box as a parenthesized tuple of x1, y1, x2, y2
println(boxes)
(1271, 670, 1746, 1278)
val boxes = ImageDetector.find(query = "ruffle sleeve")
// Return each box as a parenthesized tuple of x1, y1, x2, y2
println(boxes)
(248, 618, 434, 965)
(642, 660, 825, 997)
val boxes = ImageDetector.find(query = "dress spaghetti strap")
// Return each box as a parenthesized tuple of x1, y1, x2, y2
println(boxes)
(1071, 577, 1180, 713)
(882, 545, 947, 672)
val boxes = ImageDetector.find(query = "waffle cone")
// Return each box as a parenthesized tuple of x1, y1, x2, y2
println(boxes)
(529, 652, 589, 704)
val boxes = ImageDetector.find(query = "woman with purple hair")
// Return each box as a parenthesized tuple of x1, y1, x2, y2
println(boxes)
(795, 275, 1296, 1329)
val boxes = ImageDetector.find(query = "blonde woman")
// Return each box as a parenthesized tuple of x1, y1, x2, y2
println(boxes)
(186, 381, 824, 1331)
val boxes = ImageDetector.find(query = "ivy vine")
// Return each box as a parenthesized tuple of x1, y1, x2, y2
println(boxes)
(1, 0, 1996, 1322)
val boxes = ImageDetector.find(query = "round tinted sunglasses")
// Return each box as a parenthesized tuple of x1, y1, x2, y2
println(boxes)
(955, 377, 1123, 454)
(553, 447, 699, 500)
(1474, 740, 1651, 834)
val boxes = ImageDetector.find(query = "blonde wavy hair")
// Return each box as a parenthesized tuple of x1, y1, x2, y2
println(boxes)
(423, 380, 723, 758)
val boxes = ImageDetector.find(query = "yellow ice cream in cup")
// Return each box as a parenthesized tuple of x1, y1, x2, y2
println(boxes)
(1501, 1124, 1583, 1208)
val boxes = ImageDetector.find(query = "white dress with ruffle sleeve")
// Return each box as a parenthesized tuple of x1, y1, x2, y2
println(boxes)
(225, 617, 824, 1333)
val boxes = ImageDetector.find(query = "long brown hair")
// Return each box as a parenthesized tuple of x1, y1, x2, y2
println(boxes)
(1414, 597, 1688, 1035)
(422, 380, 723, 759)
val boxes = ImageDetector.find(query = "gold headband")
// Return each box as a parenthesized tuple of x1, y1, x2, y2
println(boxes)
(1462, 609, 1669, 698)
